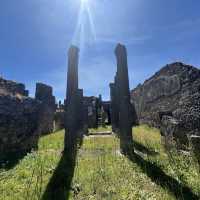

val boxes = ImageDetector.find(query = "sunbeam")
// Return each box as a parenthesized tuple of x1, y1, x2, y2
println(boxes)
(81, 0, 89, 3)
(72, 0, 96, 56)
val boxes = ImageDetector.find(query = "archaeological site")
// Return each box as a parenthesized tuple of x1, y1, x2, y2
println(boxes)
(0, 1, 200, 200)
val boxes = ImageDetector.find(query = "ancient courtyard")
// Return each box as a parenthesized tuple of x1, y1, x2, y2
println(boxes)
(1, 0, 200, 200)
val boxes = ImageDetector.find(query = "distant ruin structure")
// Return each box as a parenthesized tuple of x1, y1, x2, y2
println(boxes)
(35, 83, 56, 135)
(54, 101, 65, 132)
(83, 96, 99, 129)
(82, 96, 111, 129)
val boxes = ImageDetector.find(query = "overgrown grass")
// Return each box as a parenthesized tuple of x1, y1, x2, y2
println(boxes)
(134, 125, 200, 197)
(0, 125, 200, 200)
(89, 126, 112, 134)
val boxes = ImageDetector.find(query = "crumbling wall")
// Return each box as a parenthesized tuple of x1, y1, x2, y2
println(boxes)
(83, 96, 99, 128)
(35, 83, 56, 135)
(54, 101, 65, 132)
(0, 78, 40, 155)
(0, 77, 28, 97)
(131, 62, 200, 147)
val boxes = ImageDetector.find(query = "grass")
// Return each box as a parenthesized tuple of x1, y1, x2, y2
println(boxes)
(0, 125, 200, 200)
(89, 126, 112, 134)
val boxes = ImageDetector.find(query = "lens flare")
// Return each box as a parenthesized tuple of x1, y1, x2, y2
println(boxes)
(72, 0, 96, 56)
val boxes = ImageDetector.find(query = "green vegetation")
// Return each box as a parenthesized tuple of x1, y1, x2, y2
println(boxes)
(89, 125, 112, 134)
(0, 125, 200, 200)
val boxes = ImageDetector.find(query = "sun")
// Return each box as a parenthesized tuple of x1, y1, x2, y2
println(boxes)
(81, 0, 89, 4)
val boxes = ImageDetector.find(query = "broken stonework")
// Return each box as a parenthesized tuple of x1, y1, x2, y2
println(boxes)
(54, 102, 65, 132)
(160, 116, 189, 150)
(83, 96, 99, 128)
(110, 44, 137, 154)
(102, 101, 111, 125)
(0, 78, 40, 155)
(0, 77, 29, 97)
(131, 62, 200, 144)
(35, 83, 56, 135)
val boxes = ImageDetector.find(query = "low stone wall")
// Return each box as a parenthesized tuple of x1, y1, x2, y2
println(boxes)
(0, 95, 40, 155)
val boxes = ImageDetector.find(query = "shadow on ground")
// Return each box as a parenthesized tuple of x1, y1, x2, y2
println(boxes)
(127, 152, 199, 200)
(0, 152, 28, 170)
(42, 137, 83, 200)
(133, 141, 159, 156)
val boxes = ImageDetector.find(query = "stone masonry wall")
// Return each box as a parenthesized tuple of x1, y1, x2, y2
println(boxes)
(0, 78, 40, 155)
(0, 77, 29, 97)
(35, 83, 56, 135)
(131, 62, 200, 146)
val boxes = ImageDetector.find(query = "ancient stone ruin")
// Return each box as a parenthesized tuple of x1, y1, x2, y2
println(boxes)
(0, 75, 59, 157)
(82, 95, 111, 129)
(83, 96, 100, 129)
(110, 44, 137, 154)
(0, 77, 29, 97)
(54, 101, 65, 132)
(2, 42, 199, 161)
(0, 78, 40, 156)
(64, 46, 86, 153)
(63, 44, 137, 155)
(131, 62, 200, 149)
(35, 83, 56, 135)
(102, 101, 111, 126)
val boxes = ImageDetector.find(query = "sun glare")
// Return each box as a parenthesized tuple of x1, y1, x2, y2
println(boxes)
(81, 0, 89, 4)
(72, 0, 96, 55)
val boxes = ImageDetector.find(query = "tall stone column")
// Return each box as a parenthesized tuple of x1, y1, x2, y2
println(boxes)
(66, 46, 79, 104)
(110, 43, 134, 155)
(64, 46, 85, 154)
(115, 44, 130, 100)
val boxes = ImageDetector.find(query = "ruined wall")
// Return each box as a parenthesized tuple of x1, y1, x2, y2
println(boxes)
(102, 101, 111, 125)
(131, 62, 200, 141)
(0, 78, 40, 155)
(53, 101, 65, 132)
(54, 110, 65, 131)
(0, 77, 29, 97)
(35, 83, 56, 135)
(83, 96, 99, 128)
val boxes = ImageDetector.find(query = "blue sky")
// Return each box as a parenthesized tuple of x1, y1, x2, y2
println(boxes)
(0, 0, 200, 101)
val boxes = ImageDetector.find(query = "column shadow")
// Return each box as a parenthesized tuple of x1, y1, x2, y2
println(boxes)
(126, 152, 199, 200)
(133, 141, 159, 156)
(42, 137, 83, 200)
(0, 152, 27, 170)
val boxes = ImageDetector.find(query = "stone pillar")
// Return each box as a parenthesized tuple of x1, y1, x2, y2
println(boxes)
(110, 43, 134, 155)
(115, 44, 130, 100)
(110, 83, 119, 132)
(64, 46, 86, 153)
(66, 46, 79, 104)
